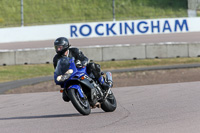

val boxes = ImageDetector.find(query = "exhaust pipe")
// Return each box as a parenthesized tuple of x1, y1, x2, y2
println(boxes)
(106, 72, 113, 87)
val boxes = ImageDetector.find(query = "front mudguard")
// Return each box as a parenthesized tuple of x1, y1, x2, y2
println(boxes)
(67, 85, 84, 98)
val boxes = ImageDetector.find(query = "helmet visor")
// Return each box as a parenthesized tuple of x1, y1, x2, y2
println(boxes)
(55, 45, 64, 53)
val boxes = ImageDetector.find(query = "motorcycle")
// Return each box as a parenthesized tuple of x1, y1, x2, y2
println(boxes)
(54, 56, 117, 115)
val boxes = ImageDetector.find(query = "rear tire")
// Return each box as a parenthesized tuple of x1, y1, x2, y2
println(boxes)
(68, 88, 91, 115)
(101, 90, 117, 112)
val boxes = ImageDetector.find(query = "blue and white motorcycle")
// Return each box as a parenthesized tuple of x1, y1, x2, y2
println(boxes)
(54, 57, 117, 115)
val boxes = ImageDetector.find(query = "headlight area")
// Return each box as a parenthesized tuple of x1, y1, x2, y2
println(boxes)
(57, 69, 73, 82)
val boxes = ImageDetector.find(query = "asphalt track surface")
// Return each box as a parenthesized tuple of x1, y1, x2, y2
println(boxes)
(1, 32, 200, 50)
(1, 81, 200, 133)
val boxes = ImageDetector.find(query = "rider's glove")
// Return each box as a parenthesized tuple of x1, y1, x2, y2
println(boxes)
(82, 61, 88, 67)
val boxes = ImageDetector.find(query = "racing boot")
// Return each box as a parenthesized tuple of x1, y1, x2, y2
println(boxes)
(98, 76, 110, 91)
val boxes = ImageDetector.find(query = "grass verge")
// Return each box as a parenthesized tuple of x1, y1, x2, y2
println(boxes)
(0, 57, 200, 83)
(0, 0, 187, 27)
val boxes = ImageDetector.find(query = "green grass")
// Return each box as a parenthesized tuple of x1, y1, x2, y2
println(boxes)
(0, 0, 188, 27)
(1, 57, 200, 83)
(98, 58, 200, 70)
(0, 64, 54, 83)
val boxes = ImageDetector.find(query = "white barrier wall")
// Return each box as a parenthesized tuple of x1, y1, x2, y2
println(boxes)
(167, 43, 188, 58)
(0, 17, 200, 43)
(188, 43, 200, 57)
(146, 44, 167, 58)
(101, 44, 146, 61)
(146, 43, 189, 58)
(80, 47, 103, 61)
(15, 48, 56, 64)
(0, 50, 15, 65)
(1, 43, 200, 66)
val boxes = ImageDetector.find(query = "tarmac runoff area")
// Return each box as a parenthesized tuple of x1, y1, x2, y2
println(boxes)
(0, 81, 200, 133)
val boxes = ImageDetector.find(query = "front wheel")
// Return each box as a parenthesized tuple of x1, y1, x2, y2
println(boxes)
(68, 88, 91, 115)
(101, 90, 117, 112)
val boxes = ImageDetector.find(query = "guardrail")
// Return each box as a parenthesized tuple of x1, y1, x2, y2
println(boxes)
(1, 42, 200, 66)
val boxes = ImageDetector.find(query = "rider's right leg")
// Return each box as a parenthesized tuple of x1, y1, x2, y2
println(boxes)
(98, 76, 111, 90)
(87, 62, 111, 90)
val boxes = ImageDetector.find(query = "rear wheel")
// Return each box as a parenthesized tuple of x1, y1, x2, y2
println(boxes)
(101, 90, 117, 112)
(68, 88, 91, 115)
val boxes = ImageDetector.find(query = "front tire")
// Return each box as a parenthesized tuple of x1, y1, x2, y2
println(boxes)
(101, 90, 117, 112)
(68, 88, 91, 115)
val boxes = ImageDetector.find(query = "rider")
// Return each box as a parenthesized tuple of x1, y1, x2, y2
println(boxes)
(53, 37, 111, 101)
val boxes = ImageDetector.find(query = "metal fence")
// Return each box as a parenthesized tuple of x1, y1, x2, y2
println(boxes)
(0, 0, 188, 28)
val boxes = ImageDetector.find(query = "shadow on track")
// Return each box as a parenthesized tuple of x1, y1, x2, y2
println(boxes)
(0, 113, 81, 120)
(0, 112, 104, 120)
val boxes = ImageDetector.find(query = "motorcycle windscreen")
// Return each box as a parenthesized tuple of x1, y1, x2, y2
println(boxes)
(55, 57, 71, 76)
